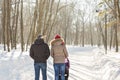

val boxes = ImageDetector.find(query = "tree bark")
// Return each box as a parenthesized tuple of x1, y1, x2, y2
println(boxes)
(20, 0, 24, 51)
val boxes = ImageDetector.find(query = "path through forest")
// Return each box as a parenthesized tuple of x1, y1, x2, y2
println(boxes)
(0, 46, 120, 80)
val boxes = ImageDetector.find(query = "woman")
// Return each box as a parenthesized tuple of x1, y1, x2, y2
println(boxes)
(50, 34, 68, 80)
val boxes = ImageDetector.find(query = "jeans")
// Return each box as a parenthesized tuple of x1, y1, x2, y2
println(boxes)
(34, 63, 47, 80)
(54, 63, 65, 80)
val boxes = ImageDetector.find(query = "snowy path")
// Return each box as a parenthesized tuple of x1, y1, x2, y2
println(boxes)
(0, 46, 120, 80)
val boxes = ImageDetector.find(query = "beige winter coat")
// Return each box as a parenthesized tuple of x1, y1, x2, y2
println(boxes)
(50, 38, 68, 63)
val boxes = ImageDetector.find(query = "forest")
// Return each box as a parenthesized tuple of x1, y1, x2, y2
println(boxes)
(0, 0, 120, 52)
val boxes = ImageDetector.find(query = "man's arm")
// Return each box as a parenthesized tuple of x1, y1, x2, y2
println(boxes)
(30, 45, 34, 59)
(45, 44, 50, 59)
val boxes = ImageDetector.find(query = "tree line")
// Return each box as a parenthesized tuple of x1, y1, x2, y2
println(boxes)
(0, 0, 120, 52)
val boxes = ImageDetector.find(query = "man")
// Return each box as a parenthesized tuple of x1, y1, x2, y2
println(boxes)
(30, 35, 50, 80)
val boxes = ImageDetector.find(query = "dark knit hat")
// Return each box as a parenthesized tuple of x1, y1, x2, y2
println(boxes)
(55, 34, 61, 39)
(37, 35, 42, 39)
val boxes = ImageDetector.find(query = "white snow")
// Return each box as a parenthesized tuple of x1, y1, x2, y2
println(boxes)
(0, 45, 120, 80)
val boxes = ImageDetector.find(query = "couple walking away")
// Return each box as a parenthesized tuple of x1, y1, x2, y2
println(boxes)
(30, 34, 69, 80)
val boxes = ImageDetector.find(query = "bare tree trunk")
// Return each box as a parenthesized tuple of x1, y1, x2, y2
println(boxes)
(11, 0, 17, 49)
(36, 0, 45, 37)
(109, 26, 113, 49)
(82, 22, 85, 47)
(26, 0, 33, 51)
(114, 0, 118, 52)
(46, 0, 55, 43)
(89, 22, 93, 46)
(116, 0, 120, 21)
(42, 0, 50, 36)
(31, 0, 38, 43)
(98, 18, 106, 49)
(97, 19, 101, 47)
(6, 0, 11, 52)
(74, 19, 79, 45)
(14, 0, 20, 49)
(114, 23, 118, 52)
(104, 11, 107, 54)
(20, 0, 24, 51)
(2, 0, 6, 51)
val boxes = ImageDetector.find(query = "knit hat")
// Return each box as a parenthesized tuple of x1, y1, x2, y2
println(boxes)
(37, 34, 46, 39)
(55, 34, 61, 39)
(37, 35, 42, 39)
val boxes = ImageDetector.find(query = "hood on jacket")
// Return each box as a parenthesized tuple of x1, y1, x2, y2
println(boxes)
(50, 38, 64, 46)
(34, 39, 44, 45)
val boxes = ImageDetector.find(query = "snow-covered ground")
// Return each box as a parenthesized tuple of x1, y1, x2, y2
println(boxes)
(0, 45, 120, 80)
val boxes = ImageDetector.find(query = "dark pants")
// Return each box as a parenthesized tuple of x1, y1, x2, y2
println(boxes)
(59, 69, 69, 80)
